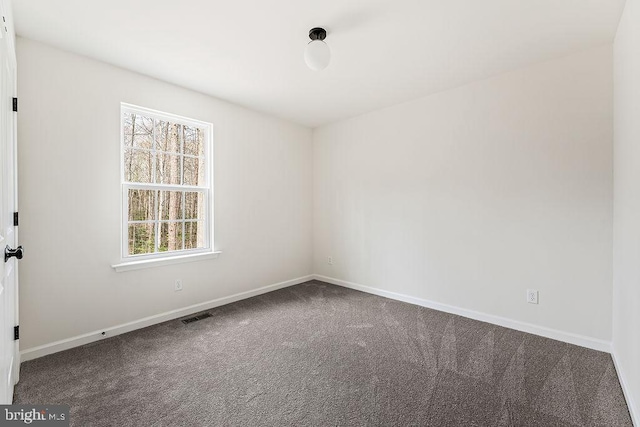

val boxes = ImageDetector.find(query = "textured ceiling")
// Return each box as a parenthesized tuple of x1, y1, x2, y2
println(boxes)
(13, 0, 626, 127)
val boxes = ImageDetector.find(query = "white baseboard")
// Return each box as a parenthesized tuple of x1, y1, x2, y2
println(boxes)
(612, 349, 638, 426)
(20, 275, 314, 362)
(19, 272, 613, 359)
(313, 274, 612, 353)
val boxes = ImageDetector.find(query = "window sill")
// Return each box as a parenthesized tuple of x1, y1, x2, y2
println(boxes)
(112, 251, 221, 273)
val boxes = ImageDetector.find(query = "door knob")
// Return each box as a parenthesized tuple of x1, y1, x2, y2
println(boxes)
(5, 245, 23, 263)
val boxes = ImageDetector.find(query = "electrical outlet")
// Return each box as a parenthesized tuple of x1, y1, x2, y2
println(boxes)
(526, 289, 538, 304)
(328, 256, 334, 265)
(175, 280, 183, 292)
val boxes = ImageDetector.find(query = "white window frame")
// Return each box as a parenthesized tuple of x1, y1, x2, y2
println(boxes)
(115, 103, 216, 270)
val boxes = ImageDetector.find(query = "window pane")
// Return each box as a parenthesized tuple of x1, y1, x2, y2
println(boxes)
(159, 191, 183, 221)
(123, 113, 153, 149)
(184, 191, 205, 220)
(122, 106, 211, 259)
(159, 222, 183, 252)
(155, 120, 181, 153)
(156, 153, 182, 185)
(183, 156, 205, 186)
(185, 221, 205, 249)
(184, 126, 204, 157)
(128, 189, 156, 221)
(128, 223, 156, 255)
(124, 149, 153, 183)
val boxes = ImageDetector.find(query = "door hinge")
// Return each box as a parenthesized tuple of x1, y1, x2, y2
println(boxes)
(12, 97, 17, 112)
(13, 325, 18, 341)
(13, 212, 18, 227)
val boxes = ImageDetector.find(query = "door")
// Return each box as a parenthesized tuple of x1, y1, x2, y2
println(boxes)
(0, 0, 18, 404)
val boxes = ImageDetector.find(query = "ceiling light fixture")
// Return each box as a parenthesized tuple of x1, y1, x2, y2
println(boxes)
(304, 27, 330, 71)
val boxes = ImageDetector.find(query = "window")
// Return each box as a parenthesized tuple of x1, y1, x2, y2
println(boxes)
(121, 104, 213, 261)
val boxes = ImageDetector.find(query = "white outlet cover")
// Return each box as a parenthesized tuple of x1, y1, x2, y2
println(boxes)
(527, 289, 539, 304)
(175, 280, 183, 291)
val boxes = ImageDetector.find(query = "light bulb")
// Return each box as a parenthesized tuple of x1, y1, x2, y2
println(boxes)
(304, 39, 331, 71)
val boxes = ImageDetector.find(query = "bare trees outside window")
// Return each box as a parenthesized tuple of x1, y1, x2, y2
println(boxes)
(121, 104, 212, 258)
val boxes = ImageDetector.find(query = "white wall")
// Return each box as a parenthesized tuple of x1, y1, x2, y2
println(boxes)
(313, 46, 613, 342)
(613, 0, 640, 421)
(17, 38, 313, 351)
(17, 34, 619, 363)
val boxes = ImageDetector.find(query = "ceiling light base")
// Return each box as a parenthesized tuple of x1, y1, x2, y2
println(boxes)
(309, 27, 327, 41)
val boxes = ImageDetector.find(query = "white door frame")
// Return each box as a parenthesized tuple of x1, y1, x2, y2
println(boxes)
(0, 0, 19, 400)
(8, 0, 18, 388)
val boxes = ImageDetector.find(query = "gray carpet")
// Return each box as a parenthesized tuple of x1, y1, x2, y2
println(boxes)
(14, 281, 633, 426)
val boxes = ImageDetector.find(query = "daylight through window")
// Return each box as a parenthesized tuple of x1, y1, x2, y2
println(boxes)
(121, 104, 212, 258)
